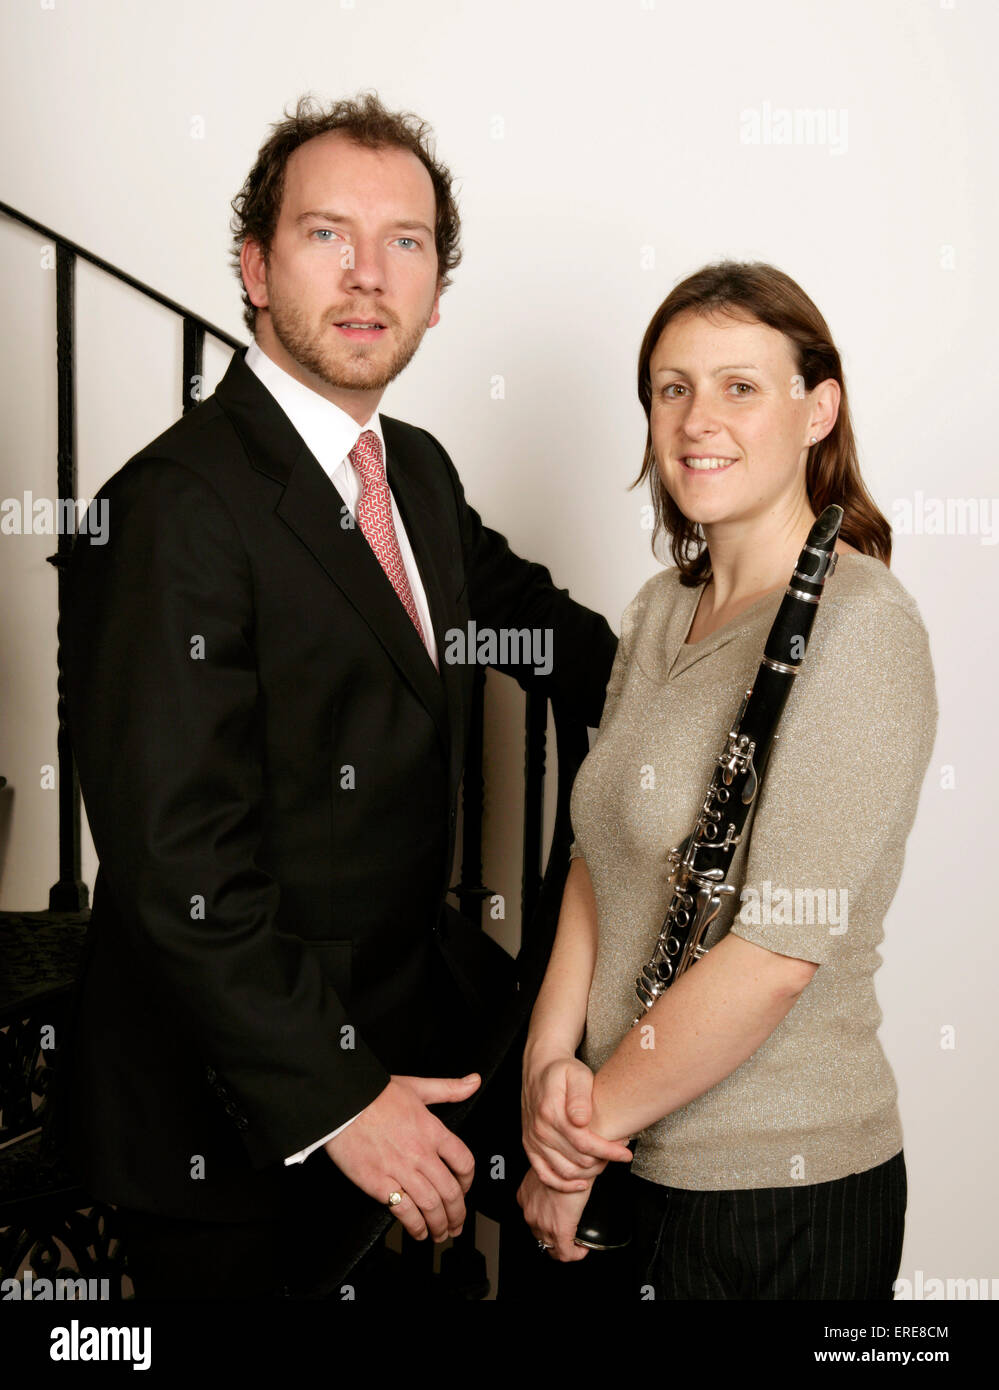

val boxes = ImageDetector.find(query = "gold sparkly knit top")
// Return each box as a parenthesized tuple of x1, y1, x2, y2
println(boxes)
(571, 554, 937, 1190)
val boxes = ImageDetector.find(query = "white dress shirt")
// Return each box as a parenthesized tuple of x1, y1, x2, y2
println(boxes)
(244, 339, 436, 1164)
(244, 340, 438, 667)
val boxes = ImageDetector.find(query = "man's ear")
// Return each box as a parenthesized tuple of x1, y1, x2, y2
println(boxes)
(240, 239, 269, 312)
(427, 283, 442, 329)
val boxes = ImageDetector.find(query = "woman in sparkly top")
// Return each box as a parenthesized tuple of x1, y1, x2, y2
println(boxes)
(516, 262, 937, 1300)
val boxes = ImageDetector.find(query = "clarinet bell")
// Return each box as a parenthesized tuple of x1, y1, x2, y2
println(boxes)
(573, 1145, 636, 1251)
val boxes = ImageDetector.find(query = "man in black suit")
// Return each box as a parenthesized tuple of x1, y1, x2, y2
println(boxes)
(59, 93, 616, 1298)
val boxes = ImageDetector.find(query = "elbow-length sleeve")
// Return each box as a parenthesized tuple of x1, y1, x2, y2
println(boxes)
(728, 592, 938, 966)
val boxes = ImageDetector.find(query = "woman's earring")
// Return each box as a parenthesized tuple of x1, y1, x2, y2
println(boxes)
(810, 436, 818, 445)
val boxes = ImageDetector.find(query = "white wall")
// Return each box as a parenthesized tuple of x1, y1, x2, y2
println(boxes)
(1, 0, 996, 1292)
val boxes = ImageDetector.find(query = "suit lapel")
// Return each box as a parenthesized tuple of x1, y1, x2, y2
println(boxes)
(214, 349, 451, 755)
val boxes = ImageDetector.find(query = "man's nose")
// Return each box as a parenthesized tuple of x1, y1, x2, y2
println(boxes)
(342, 236, 385, 294)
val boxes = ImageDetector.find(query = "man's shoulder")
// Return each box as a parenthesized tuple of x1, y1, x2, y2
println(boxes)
(130, 392, 237, 469)
(379, 415, 461, 506)
(380, 414, 450, 463)
(139, 392, 229, 455)
(93, 391, 259, 508)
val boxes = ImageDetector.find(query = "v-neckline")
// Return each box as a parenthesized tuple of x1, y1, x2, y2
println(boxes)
(683, 584, 782, 648)
(682, 553, 865, 647)
(664, 554, 863, 681)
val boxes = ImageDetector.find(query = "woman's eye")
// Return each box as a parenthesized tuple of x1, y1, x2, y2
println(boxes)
(661, 384, 686, 399)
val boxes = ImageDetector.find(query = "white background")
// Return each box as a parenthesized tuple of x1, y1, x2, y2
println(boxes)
(1, 0, 996, 1292)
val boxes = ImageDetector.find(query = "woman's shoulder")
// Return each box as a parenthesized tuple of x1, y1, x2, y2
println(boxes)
(807, 555, 937, 725)
(624, 564, 690, 616)
(618, 566, 689, 641)
(822, 553, 929, 644)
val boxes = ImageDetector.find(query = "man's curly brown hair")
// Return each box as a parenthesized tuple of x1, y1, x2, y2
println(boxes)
(229, 91, 462, 335)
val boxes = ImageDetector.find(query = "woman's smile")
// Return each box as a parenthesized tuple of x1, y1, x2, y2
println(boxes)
(679, 455, 738, 473)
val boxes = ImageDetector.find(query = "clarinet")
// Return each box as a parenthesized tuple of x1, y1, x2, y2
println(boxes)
(573, 504, 844, 1251)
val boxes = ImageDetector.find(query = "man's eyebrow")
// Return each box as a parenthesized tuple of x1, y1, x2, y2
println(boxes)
(653, 363, 763, 376)
(295, 209, 434, 237)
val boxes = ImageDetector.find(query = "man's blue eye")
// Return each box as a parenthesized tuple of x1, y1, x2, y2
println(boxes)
(396, 237, 417, 249)
(313, 228, 336, 240)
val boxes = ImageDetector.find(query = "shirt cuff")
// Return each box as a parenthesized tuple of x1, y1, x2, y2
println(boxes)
(283, 1109, 364, 1165)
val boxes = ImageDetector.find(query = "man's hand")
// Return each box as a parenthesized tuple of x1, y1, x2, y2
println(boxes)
(324, 1073, 480, 1242)
(522, 1052, 632, 1192)
(517, 1166, 592, 1262)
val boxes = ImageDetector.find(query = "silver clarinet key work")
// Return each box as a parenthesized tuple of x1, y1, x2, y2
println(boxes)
(633, 696, 756, 1018)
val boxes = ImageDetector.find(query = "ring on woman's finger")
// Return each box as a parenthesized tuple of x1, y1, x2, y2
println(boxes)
(536, 1238, 553, 1252)
(386, 1189, 406, 1209)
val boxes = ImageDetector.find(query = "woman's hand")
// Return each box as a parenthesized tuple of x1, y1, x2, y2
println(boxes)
(522, 1049, 633, 1192)
(517, 1166, 592, 1262)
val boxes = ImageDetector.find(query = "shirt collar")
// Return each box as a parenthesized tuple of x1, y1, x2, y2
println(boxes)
(244, 338, 385, 477)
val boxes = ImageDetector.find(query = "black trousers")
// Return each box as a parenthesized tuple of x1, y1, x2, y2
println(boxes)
(116, 1203, 443, 1300)
(498, 1150, 907, 1302)
(631, 1149, 907, 1300)
(116, 1205, 288, 1299)
(120, 1147, 907, 1301)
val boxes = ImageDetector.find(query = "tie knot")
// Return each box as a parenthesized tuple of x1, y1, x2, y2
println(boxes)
(349, 430, 383, 481)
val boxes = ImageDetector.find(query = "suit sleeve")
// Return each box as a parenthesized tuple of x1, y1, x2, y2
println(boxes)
(422, 431, 618, 726)
(63, 456, 391, 1167)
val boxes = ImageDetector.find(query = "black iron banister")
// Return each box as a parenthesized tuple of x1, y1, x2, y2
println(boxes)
(515, 697, 590, 1001)
(0, 201, 243, 350)
(456, 666, 488, 925)
(0, 198, 244, 910)
(521, 690, 547, 928)
(182, 318, 206, 414)
(48, 243, 86, 911)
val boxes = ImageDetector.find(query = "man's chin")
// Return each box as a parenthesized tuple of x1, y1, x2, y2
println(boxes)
(297, 351, 396, 394)
(267, 316, 424, 394)
(320, 364, 398, 393)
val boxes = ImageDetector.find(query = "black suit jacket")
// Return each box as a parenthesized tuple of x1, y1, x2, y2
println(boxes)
(58, 347, 616, 1247)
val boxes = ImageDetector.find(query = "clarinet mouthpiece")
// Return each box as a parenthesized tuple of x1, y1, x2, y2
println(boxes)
(808, 504, 844, 551)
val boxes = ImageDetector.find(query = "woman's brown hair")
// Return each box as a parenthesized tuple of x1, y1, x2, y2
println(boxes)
(634, 261, 891, 585)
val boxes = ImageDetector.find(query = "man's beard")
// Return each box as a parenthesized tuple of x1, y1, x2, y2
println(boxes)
(266, 295, 432, 393)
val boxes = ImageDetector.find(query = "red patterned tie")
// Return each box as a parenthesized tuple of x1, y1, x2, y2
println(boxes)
(350, 430, 430, 653)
